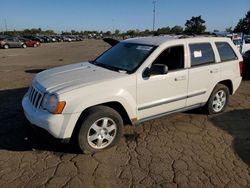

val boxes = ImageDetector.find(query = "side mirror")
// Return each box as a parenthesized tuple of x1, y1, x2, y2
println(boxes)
(143, 64, 168, 77)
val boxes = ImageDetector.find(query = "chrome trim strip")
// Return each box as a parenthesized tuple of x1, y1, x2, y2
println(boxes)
(138, 103, 205, 123)
(138, 90, 206, 111)
(138, 95, 186, 111)
(187, 91, 206, 98)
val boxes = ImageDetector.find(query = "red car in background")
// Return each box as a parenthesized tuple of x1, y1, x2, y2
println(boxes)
(19, 37, 40, 47)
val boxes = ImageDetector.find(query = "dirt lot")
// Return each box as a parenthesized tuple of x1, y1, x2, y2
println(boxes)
(0, 40, 249, 188)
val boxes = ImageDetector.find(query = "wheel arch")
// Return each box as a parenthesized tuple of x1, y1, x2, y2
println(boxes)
(218, 79, 233, 95)
(70, 101, 132, 142)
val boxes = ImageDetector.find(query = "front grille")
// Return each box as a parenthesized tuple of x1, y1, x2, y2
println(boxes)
(28, 85, 44, 109)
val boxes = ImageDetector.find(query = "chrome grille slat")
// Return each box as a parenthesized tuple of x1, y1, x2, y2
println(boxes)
(28, 85, 44, 109)
(30, 88, 35, 101)
(32, 92, 37, 104)
(35, 93, 41, 108)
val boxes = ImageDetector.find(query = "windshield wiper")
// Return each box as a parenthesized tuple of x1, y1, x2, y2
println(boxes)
(89, 60, 129, 74)
(97, 63, 119, 72)
(90, 60, 118, 72)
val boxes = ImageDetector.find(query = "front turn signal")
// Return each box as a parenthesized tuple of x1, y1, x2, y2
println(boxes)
(53, 101, 66, 114)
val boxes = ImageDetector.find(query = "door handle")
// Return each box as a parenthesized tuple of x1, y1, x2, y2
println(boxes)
(210, 69, 219, 73)
(175, 76, 186, 81)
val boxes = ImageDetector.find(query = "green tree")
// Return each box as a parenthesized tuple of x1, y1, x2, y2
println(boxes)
(105, 31, 112, 36)
(234, 10, 250, 34)
(114, 29, 120, 36)
(225, 27, 233, 33)
(184, 15, 206, 34)
(126, 30, 136, 36)
(171, 25, 183, 34)
(157, 27, 171, 34)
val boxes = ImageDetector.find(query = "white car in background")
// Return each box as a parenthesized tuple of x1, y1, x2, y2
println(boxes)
(22, 36, 242, 153)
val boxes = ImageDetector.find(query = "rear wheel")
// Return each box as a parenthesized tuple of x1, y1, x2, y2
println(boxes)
(206, 84, 229, 115)
(77, 106, 123, 154)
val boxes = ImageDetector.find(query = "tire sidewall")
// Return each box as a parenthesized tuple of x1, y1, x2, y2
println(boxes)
(78, 106, 123, 154)
(22, 44, 27, 48)
(4, 44, 9, 49)
(208, 84, 229, 115)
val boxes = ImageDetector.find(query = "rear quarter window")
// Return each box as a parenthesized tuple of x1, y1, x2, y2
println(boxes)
(215, 42, 238, 62)
(189, 43, 215, 66)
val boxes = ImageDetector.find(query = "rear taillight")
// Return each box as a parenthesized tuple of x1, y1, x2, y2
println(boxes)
(239, 61, 243, 75)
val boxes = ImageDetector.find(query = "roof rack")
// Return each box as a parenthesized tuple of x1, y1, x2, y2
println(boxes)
(178, 33, 218, 39)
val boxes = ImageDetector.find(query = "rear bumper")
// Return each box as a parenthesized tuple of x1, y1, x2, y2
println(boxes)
(22, 94, 80, 139)
(232, 76, 242, 94)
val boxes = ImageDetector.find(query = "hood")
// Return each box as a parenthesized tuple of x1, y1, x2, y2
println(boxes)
(34, 62, 125, 94)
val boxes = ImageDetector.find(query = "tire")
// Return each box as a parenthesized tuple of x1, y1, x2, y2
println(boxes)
(3, 44, 9, 49)
(33, 44, 37, 48)
(77, 106, 123, 154)
(206, 84, 229, 115)
(22, 44, 27, 48)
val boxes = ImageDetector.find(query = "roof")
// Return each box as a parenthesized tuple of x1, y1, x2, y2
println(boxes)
(122, 35, 231, 46)
(123, 36, 178, 46)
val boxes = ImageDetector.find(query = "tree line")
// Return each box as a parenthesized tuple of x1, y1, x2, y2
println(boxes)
(1, 9, 249, 37)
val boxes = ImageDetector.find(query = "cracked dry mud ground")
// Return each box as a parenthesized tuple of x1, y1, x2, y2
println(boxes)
(0, 40, 250, 188)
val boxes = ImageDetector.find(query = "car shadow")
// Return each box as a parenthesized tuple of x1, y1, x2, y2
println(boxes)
(209, 109, 250, 165)
(0, 87, 80, 154)
(25, 69, 46, 74)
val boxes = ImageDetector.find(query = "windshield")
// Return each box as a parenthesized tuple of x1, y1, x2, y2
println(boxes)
(93, 42, 155, 73)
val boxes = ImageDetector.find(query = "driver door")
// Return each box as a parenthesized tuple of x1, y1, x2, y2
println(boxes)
(137, 44, 188, 120)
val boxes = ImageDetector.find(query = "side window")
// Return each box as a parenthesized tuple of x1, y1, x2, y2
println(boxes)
(215, 42, 238, 62)
(7, 38, 14, 42)
(152, 45, 184, 71)
(189, 43, 215, 66)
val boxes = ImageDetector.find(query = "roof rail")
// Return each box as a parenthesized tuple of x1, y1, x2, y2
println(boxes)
(178, 33, 218, 39)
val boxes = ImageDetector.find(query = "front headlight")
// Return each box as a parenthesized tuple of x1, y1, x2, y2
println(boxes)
(42, 94, 66, 114)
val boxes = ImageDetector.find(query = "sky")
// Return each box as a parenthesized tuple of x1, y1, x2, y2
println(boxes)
(1, 0, 250, 33)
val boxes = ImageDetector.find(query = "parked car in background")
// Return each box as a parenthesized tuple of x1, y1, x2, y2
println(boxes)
(19, 37, 40, 47)
(55, 36, 63, 42)
(50, 36, 57, 42)
(62, 36, 72, 42)
(23, 36, 44, 43)
(242, 50, 250, 79)
(41, 36, 52, 43)
(0, 36, 27, 49)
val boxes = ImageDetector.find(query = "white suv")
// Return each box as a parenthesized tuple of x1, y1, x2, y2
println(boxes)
(22, 36, 242, 153)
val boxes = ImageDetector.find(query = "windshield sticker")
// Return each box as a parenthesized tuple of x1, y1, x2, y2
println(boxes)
(194, 50, 202, 58)
(136, 46, 153, 51)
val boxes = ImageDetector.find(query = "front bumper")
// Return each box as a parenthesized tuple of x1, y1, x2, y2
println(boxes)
(22, 94, 80, 139)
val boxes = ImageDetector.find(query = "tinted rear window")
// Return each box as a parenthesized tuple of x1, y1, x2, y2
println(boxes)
(189, 43, 215, 66)
(215, 42, 237, 62)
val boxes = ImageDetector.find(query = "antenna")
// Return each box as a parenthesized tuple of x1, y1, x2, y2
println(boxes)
(152, 0, 156, 31)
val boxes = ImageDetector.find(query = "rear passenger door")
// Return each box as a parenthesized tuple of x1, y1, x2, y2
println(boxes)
(187, 42, 221, 106)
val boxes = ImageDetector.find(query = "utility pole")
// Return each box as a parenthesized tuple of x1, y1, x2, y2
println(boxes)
(4, 19, 7, 33)
(152, 0, 156, 31)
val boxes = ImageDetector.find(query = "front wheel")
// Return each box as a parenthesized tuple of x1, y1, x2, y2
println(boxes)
(3, 44, 9, 49)
(207, 84, 229, 115)
(22, 44, 27, 48)
(77, 106, 123, 154)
